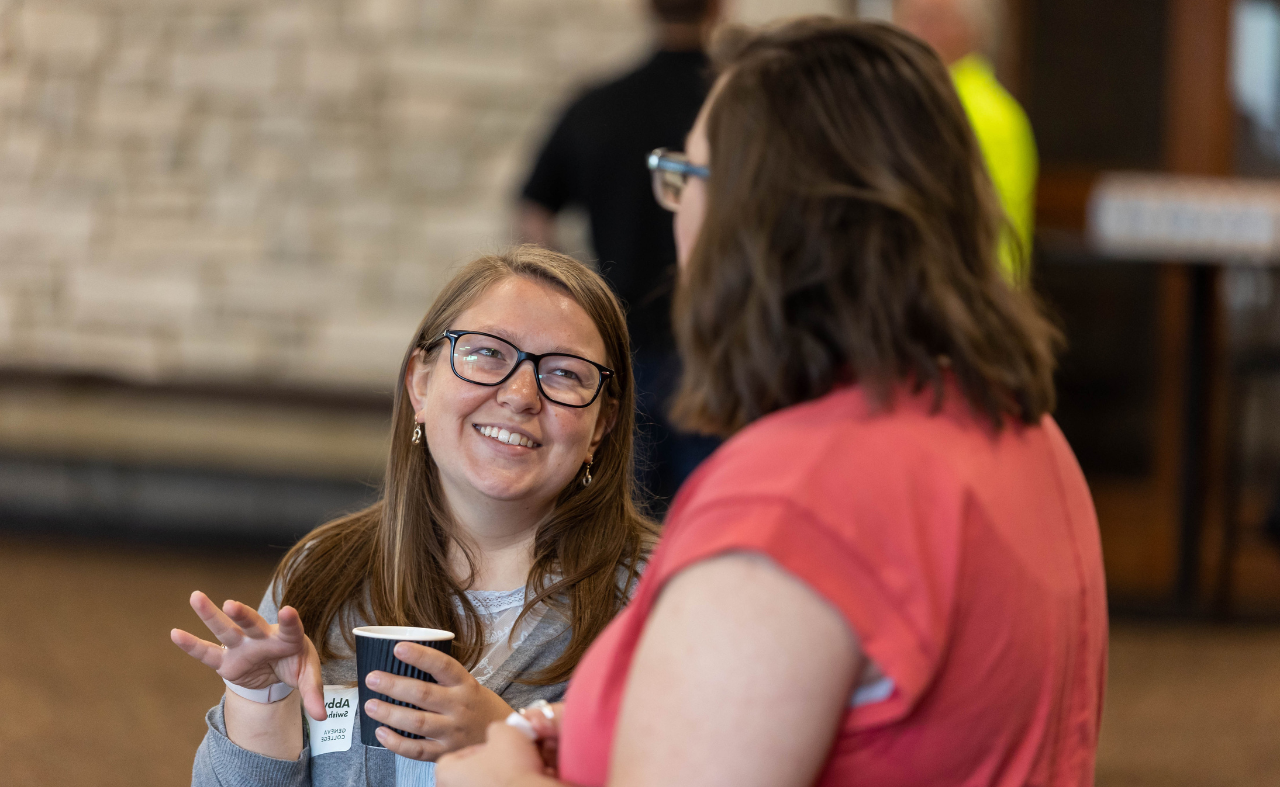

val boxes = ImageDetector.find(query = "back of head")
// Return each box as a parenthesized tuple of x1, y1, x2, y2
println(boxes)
(672, 17, 1060, 436)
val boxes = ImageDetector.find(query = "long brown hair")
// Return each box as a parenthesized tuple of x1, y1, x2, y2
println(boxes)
(672, 18, 1061, 436)
(275, 246, 657, 684)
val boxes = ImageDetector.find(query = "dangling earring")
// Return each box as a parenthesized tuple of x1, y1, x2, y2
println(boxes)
(582, 457, 593, 487)
(411, 423, 423, 445)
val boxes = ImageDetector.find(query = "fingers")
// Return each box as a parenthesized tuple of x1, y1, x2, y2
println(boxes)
(484, 720, 547, 768)
(505, 711, 538, 741)
(364, 698, 449, 740)
(188, 591, 244, 648)
(374, 724, 447, 762)
(275, 606, 310, 647)
(393, 642, 470, 687)
(518, 700, 562, 739)
(222, 599, 272, 639)
(170, 627, 226, 671)
(366, 671, 445, 712)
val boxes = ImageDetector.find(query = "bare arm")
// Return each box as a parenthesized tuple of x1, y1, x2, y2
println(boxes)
(517, 201, 557, 250)
(438, 552, 862, 787)
(610, 553, 861, 786)
(222, 689, 307, 761)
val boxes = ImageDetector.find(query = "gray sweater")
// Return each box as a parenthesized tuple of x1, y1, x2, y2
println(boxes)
(191, 587, 572, 787)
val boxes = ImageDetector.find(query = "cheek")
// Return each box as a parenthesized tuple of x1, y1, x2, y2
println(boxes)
(674, 182, 706, 268)
(544, 409, 594, 457)
(422, 379, 484, 440)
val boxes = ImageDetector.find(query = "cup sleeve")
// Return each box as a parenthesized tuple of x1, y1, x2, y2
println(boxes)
(652, 496, 946, 730)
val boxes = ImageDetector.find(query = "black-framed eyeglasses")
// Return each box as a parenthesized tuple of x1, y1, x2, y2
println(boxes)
(647, 148, 710, 212)
(427, 330, 615, 408)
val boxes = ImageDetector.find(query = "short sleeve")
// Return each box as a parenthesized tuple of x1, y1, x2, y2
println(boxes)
(652, 497, 941, 730)
(520, 104, 580, 213)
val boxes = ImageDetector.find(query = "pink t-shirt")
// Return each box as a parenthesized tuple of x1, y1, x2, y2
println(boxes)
(560, 384, 1108, 786)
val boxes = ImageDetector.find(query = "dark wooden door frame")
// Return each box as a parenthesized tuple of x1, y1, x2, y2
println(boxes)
(1015, 0, 1237, 610)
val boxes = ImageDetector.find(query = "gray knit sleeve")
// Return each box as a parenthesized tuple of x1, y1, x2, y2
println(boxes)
(258, 584, 282, 625)
(192, 698, 312, 787)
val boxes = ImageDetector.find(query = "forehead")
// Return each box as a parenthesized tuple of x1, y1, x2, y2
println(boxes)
(452, 275, 607, 360)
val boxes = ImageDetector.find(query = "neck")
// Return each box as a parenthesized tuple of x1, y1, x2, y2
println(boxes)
(658, 21, 705, 52)
(441, 482, 551, 592)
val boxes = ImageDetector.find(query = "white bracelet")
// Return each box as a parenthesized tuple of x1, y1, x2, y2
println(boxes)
(223, 678, 295, 704)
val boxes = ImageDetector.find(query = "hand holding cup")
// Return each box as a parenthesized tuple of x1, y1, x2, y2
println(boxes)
(170, 590, 327, 722)
(358, 631, 514, 761)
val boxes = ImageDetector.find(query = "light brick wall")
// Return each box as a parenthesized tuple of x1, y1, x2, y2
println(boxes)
(0, 0, 837, 393)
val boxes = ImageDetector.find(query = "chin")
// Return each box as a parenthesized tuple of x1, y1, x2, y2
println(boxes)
(466, 469, 551, 502)
(474, 482, 535, 501)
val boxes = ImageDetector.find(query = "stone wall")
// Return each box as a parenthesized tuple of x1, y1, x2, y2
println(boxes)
(0, 0, 837, 393)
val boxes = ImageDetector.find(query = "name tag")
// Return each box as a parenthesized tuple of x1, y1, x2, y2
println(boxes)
(307, 685, 359, 755)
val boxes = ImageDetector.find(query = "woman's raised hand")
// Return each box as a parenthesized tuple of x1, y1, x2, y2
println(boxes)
(170, 590, 328, 722)
(362, 641, 516, 761)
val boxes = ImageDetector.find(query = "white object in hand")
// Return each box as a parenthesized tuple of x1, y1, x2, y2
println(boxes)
(505, 711, 538, 741)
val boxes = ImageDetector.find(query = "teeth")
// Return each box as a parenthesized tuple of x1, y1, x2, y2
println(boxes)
(475, 425, 535, 448)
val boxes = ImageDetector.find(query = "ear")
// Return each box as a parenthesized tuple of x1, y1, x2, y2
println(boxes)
(587, 395, 619, 458)
(404, 350, 433, 417)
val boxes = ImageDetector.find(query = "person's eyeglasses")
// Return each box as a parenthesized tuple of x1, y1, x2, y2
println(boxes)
(426, 330, 615, 408)
(647, 148, 709, 212)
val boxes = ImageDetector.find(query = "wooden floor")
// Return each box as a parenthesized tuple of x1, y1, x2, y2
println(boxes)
(2, 533, 1278, 786)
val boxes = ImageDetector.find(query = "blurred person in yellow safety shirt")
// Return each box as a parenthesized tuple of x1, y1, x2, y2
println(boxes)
(895, 0, 1036, 283)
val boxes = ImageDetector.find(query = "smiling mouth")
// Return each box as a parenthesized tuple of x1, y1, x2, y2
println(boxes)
(473, 424, 540, 448)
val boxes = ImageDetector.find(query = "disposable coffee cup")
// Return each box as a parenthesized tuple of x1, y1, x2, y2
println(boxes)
(353, 626, 455, 747)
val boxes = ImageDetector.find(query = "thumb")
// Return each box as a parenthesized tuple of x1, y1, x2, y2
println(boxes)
(299, 647, 328, 722)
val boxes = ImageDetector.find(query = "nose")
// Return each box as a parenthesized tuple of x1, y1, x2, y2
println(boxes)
(496, 359, 542, 413)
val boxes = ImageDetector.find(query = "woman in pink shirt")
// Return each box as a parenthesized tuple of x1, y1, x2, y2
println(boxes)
(439, 18, 1107, 787)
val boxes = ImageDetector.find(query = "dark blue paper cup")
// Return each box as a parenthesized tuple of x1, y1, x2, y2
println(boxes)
(353, 626, 455, 747)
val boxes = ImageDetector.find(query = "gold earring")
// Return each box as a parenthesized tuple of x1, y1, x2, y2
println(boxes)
(582, 457, 593, 487)
(411, 424, 422, 444)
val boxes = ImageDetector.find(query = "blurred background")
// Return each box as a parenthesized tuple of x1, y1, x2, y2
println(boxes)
(1, 0, 1279, 784)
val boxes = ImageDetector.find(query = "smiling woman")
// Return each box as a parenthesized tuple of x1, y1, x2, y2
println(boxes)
(169, 246, 656, 787)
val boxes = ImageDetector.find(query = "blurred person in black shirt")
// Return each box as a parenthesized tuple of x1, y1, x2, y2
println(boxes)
(519, 0, 722, 509)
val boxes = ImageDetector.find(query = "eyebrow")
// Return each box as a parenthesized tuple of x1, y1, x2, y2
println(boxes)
(463, 326, 590, 357)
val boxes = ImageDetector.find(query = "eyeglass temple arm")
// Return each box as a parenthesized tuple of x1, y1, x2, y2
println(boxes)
(647, 151, 709, 179)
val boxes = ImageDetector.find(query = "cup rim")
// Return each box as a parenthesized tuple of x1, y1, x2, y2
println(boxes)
(352, 625, 455, 641)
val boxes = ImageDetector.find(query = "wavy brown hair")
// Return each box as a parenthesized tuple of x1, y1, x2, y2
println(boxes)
(274, 246, 657, 685)
(671, 18, 1061, 436)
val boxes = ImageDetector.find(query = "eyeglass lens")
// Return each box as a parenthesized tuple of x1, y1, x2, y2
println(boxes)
(452, 333, 603, 406)
(652, 166, 685, 211)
